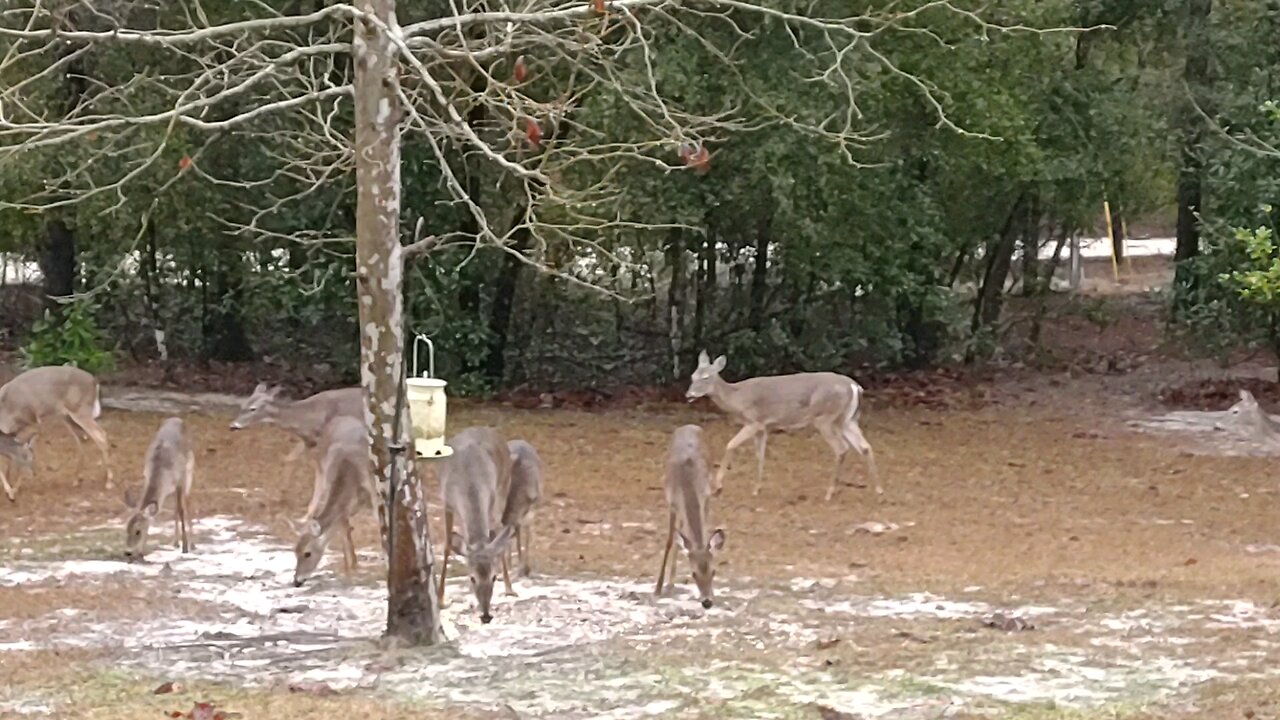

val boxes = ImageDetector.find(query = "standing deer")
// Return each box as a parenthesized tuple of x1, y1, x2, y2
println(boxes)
(289, 415, 375, 587)
(503, 440, 544, 578)
(686, 350, 878, 501)
(124, 417, 195, 561)
(229, 383, 363, 516)
(655, 424, 726, 608)
(437, 426, 514, 624)
(0, 365, 113, 502)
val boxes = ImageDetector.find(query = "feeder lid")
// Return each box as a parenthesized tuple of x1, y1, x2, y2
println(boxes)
(406, 377, 448, 388)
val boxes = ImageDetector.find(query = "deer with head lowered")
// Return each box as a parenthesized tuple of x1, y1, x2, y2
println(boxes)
(437, 426, 515, 624)
(503, 440, 544, 578)
(655, 424, 726, 608)
(288, 415, 374, 587)
(0, 366, 113, 502)
(230, 383, 363, 516)
(686, 350, 878, 501)
(124, 417, 195, 561)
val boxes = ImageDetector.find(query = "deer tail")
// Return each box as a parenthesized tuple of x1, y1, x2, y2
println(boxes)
(846, 382, 862, 425)
(93, 383, 102, 419)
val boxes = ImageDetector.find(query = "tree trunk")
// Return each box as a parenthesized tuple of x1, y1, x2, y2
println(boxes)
(969, 193, 1027, 354)
(1173, 0, 1212, 300)
(352, 0, 439, 646)
(666, 229, 687, 379)
(1019, 194, 1042, 296)
(40, 219, 77, 309)
(485, 234, 528, 383)
(204, 257, 254, 362)
(748, 213, 771, 330)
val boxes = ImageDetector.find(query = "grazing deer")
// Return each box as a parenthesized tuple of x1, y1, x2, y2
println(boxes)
(288, 415, 374, 587)
(503, 440, 544, 578)
(229, 383, 363, 516)
(686, 350, 878, 501)
(437, 426, 514, 624)
(0, 365, 113, 502)
(1226, 389, 1280, 447)
(655, 424, 726, 608)
(124, 417, 195, 561)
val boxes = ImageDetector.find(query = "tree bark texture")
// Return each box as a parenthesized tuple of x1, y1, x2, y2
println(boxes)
(1174, 0, 1212, 297)
(40, 219, 76, 309)
(352, 0, 440, 645)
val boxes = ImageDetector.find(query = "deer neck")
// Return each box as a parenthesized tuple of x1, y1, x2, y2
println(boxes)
(707, 375, 748, 418)
(273, 398, 324, 444)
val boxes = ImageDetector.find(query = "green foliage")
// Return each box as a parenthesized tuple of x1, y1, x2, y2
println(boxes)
(20, 302, 117, 373)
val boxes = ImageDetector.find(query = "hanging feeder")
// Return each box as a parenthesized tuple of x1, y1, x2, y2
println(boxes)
(407, 334, 452, 459)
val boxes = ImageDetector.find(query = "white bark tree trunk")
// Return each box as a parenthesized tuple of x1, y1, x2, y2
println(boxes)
(352, 0, 440, 645)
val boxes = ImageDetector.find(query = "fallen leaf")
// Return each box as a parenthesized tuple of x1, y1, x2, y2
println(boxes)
(813, 705, 857, 720)
(851, 521, 899, 535)
(815, 636, 840, 650)
(153, 681, 184, 695)
(1185, 557, 1198, 566)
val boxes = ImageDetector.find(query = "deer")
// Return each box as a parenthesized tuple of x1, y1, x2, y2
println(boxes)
(124, 417, 195, 561)
(437, 426, 514, 624)
(0, 365, 113, 502)
(686, 350, 878, 501)
(1225, 389, 1280, 448)
(655, 424, 726, 608)
(503, 440, 545, 578)
(229, 383, 363, 516)
(288, 415, 374, 587)
(0, 434, 33, 501)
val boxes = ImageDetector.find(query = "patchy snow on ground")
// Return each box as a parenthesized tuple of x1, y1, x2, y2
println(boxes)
(4, 516, 1280, 718)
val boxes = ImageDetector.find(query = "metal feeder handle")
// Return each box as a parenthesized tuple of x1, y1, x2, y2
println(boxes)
(413, 334, 435, 379)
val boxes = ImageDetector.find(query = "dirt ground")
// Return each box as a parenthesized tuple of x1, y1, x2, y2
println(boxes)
(6, 269, 1280, 718)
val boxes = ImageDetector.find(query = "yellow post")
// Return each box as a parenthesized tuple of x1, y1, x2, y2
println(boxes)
(1103, 200, 1119, 282)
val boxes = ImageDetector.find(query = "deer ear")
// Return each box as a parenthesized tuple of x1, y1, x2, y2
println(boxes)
(708, 529, 726, 551)
(252, 382, 269, 394)
(448, 531, 467, 556)
(486, 525, 517, 554)
(1240, 389, 1252, 401)
(143, 502, 159, 518)
(697, 350, 710, 366)
(712, 355, 726, 372)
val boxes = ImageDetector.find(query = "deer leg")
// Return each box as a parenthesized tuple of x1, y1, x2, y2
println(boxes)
(752, 430, 769, 496)
(173, 495, 182, 548)
(655, 511, 676, 596)
(502, 551, 516, 597)
(818, 422, 851, 502)
(342, 518, 357, 574)
(843, 421, 880, 496)
(0, 465, 14, 503)
(715, 425, 761, 496)
(69, 414, 112, 489)
(184, 457, 196, 551)
(177, 488, 191, 553)
(438, 510, 453, 609)
(60, 418, 86, 486)
(522, 520, 535, 577)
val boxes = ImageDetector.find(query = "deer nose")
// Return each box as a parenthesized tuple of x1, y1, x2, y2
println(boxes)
(480, 613, 493, 624)
(701, 598, 713, 609)
(293, 578, 305, 588)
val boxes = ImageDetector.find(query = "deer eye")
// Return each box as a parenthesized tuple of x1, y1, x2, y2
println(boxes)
(304, 552, 312, 559)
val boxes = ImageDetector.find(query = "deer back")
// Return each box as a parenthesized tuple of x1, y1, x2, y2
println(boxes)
(439, 426, 509, 545)
(665, 424, 711, 545)
(502, 440, 544, 528)
(0, 366, 98, 435)
(730, 372, 857, 428)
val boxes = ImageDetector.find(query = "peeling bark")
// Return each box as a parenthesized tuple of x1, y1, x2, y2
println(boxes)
(352, 0, 439, 645)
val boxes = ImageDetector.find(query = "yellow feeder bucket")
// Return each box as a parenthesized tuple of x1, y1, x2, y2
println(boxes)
(406, 334, 452, 459)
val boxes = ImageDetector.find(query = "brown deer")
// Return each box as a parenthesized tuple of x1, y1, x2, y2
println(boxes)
(686, 350, 878, 500)
(0, 366, 112, 502)
(124, 417, 195, 561)
(655, 424, 726, 608)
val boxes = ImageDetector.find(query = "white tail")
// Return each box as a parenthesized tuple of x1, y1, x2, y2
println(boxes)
(0, 366, 113, 502)
(229, 383, 364, 510)
(289, 415, 374, 587)
(503, 440, 545, 578)
(686, 350, 878, 501)
(123, 417, 195, 560)
(437, 426, 515, 624)
(655, 424, 726, 607)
